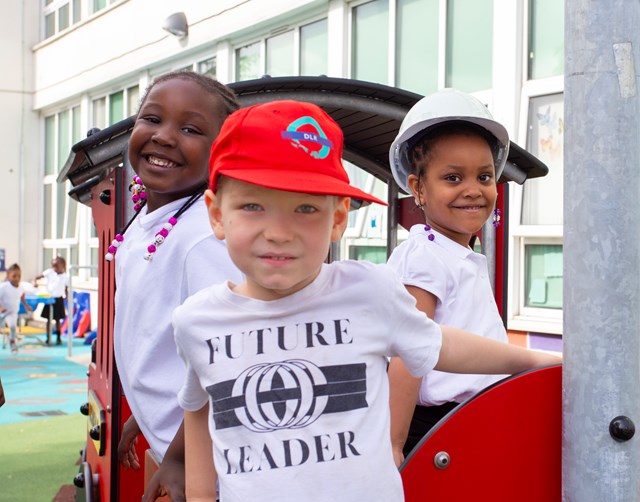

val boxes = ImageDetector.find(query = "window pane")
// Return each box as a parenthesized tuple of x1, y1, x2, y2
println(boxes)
(300, 19, 328, 76)
(57, 110, 70, 173)
(92, 97, 106, 129)
(127, 85, 140, 116)
(198, 57, 217, 79)
(72, 106, 81, 143)
(72, 0, 81, 24)
(66, 185, 78, 239)
(43, 248, 54, 270)
(352, 0, 389, 84)
(266, 31, 294, 76)
(44, 184, 52, 239)
(522, 93, 564, 225)
(58, 4, 70, 31)
(45, 12, 55, 38)
(109, 90, 124, 125)
(525, 244, 563, 309)
(70, 245, 79, 268)
(44, 116, 56, 176)
(57, 184, 66, 239)
(445, 0, 493, 92)
(528, 0, 564, 79)
(349, 245, 387, 264)
(236, 42, 261, 81)
(396, 0, 438, 94)
(93, 0, 107, 12)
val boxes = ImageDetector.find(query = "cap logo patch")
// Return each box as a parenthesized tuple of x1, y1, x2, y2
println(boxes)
(281, 116, 333, 159)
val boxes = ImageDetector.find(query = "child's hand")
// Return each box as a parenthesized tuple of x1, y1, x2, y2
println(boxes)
(117, 415, 142, 470)
(142, 455, 186, 502)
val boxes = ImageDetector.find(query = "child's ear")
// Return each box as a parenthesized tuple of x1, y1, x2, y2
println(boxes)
(330, 197, 351, 242)
(407, 174, 423, 206)
(204, 189, 225, 240)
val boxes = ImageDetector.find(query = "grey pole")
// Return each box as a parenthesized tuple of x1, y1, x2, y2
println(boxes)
(564, 1, 640, 499)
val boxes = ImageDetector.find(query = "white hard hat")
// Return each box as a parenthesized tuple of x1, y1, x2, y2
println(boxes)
(390, 88, 510, 194)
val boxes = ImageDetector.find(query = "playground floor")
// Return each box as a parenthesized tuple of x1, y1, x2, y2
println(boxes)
(0, 328, 91, 501)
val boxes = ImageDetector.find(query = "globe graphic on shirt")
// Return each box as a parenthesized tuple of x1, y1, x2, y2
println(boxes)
(231, 360, 329, 432)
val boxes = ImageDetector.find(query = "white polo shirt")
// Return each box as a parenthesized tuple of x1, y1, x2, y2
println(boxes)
(387, 224, 508, 406)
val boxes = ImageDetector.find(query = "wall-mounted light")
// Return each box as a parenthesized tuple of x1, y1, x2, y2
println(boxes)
(162, 12, 188, 39)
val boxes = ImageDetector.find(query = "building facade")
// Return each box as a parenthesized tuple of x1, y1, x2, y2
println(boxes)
(0, 0, 564, 339)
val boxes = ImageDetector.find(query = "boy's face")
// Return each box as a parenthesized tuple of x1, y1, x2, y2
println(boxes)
(408, 133, 497, 247)
(206, 178, 350, 301)
(7, 270, 21, 287)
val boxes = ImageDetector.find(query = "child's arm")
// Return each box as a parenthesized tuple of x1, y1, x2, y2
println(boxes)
(435, 325, 561, 374)
(20, 294, 32, 313)
(388, 358, 421, 467)
(185, 403, 217, 502)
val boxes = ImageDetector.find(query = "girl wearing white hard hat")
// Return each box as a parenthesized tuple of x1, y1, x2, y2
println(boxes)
(387, 88, 511, 462)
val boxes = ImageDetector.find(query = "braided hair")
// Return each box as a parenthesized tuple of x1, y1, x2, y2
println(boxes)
(138, 70, 240, 118)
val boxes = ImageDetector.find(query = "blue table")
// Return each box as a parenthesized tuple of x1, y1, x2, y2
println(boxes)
(22, 294, 56, 344)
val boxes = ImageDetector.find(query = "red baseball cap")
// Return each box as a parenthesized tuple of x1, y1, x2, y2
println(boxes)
(208, 100, 387, 206)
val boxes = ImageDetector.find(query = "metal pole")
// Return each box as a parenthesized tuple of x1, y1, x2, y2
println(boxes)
(564, 1, 640, 499)
(67, 265, 97, 357)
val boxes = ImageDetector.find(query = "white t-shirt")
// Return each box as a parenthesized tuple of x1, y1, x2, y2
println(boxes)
(113, 196, 242, 459)
(43, 268, 69, 298)
(0, 281, 24, 327)
(387, 224, 508, 406)
(174, 260, 442, 502)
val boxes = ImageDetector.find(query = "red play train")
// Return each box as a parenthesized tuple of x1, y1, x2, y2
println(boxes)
(60, 76, 558, 502)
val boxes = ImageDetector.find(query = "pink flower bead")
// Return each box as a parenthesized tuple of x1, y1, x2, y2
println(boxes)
(115, 234, 124, 242)
(168, 217, 177, 225)
(108, 245, 117, 253)
(132, 194, 140, 203)
(140, 192, 147, 199)
(159, 228, 169, 237)
(147, 244, 156, 253)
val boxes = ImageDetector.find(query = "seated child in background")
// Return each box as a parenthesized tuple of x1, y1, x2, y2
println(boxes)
(387, 88, 518, 459)
(0, 263, 32, 354)
(34, 256, 69, 345)
(173, 100, 561, 501)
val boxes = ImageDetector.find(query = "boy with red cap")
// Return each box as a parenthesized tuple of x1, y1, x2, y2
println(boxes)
(173, 100, 560, 501)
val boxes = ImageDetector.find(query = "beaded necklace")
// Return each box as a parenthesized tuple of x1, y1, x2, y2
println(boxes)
(105, 177, 207, 262)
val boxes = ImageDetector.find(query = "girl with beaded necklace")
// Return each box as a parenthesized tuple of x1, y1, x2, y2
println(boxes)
(110, 70, 242, 501)
(387, 89, 514, 464)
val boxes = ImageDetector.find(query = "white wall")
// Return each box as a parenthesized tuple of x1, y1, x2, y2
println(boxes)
(0, 1, 41, 278)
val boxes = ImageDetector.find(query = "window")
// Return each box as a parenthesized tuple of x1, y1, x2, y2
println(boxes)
(522, 94, 564, 226)
(510, 92, 564, 332)
(525, 244, 562, 309)
(197, 57, 217, 79)
(234, 18, 328, 80)
(42, 106, 82, 268)
(351, 0, 494, 94)
(43, 0, 80, 39)
(92, 0, 119, 14)
(396, 0, 438, 94)
(352, 0, 389, 84)
(236, 41, 262, 80)
(91, 85, 140, 129)
(528, 0, 564, 80)
(300, 19, 328, 76)
(445, 0, 493, 91)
